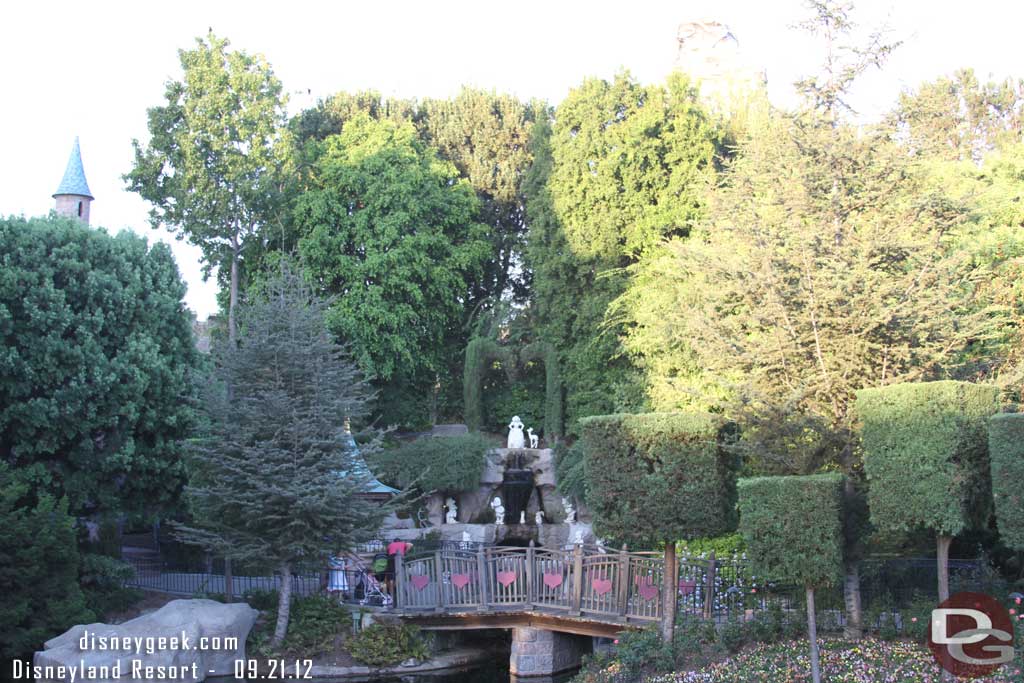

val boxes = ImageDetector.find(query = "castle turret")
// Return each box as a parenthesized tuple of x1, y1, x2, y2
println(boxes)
(53, 137, 94, 224)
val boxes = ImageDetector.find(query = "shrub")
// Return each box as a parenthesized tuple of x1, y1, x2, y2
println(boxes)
(243, 588, 280, 611)
(988, 413, 1024, 550)
(282, 594, 351, 655)
(680, 532, 746, 559)
(78, 554, 141, 616)
(580, 413, 739, 546)
(347, 623, 432, 666)
(370, 433, 494, 494)
(554, 440, 587, 503)
(857, 380, 1000, 538)
(738, 474, 845, 590)
(0, 463, 93, 659)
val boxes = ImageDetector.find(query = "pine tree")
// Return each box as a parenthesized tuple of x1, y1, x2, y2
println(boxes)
(177, 262, 387, 645)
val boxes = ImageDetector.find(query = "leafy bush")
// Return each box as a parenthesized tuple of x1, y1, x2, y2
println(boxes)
(680, 532, 746, 559)
(370, 433, 494, 494)
(348, 623, 432, 666)
(988, 413, 1024, 550)
(283, 595, 351, 654)
(718, 613, 747, 653)
(0, 464, 93, 659)
(738, 474, 845, 589)
(580, 413, 739, 546)
(554, 440, 587, 503)
(243, 588, 280, 611)
(78, 554, 141, 616)
(857, 380, 1000, 537)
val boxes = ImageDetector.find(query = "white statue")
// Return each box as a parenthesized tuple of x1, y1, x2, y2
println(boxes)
(519, 511, 526, 524)
(462, 530, 471, 543)
(527, 427, 539, 449)
(535, 510, 545, 526)
(491, 497, 505, 525)
(445, 497, 458, 524)
(596, 538, 607, 554)
(507, 416, 526, 449)
(572, 529, 585, 545)
(562, 497, 576, 523)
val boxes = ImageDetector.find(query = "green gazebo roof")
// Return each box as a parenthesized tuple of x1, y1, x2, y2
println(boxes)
(53, 137, 94, 199)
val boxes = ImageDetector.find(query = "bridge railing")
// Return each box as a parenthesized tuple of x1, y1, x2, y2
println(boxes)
(395, 544, 681, 625)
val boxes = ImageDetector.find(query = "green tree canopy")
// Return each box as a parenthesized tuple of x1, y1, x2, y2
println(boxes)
(525, 72, 722, 428)
(0, 214, 199, 518)
(295, 114, 491, 398)
(126, 31, 290, 341)
(177, 262, 387, 645)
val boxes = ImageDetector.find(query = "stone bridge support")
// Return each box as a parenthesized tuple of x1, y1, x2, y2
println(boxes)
(509, 627, 591, 677)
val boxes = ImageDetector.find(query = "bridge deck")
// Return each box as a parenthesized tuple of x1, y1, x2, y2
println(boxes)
(393, 544, 713, 634)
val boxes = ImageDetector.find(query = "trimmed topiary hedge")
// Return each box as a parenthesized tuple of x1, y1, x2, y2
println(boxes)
(856, 380, 1000, 537)
(737, 473, 844, 588)
(369, 433, 494, 493)
(988, 413, 1024, 550)
(580, 412, 739, 546)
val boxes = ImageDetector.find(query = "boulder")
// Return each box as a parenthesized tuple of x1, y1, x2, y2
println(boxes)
(33, 599, 257, 683)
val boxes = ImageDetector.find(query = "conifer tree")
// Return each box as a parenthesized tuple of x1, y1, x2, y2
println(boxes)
(177, 262, 387, 645)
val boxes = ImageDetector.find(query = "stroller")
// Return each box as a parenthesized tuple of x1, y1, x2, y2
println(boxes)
(328, 552, 391, 606)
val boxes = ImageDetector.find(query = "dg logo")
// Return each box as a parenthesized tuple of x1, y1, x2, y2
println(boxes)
(929, 591, 1016, 678)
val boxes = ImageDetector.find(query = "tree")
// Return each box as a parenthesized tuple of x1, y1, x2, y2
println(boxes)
(524, 72, 722, 430)
(988, 413, 1024, 554)
(579, 412, 739, 642)
(892, 68, 1023, 163)
(738, 474, 844, 683)
(0, 214, 199, 518)
(295, 114, 491, 424)
(857, 380, 1000, 604)
(422, 88, 536, 305)
(126, 31, 289, 344)
(615, 1, 1011, 638)
(0, 463, 93, 660)
(177, 263, 387, 646)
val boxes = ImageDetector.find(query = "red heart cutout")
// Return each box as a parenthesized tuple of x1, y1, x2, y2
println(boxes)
(496, 571, 517, 587)
(678, 579, 696, 596)
(639, 584, 659, 601)
(410, 574, 430, 591)
(543, 572, 563, 589)
(592, 578, 613, 595)
(451, 573, 471, 589)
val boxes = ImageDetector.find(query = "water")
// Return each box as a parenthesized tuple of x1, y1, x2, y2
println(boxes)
(332, 662, 577, 683)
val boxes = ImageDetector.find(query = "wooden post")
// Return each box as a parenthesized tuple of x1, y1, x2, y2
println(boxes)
(702, 552, 717, 620)
(937, 535, 952, 603)
(617, 545, 630, 617)
(661, 542, 678, 643)
(394, 552, 404, 611)
(434, 550, 445, 612)
(477, 546, 489, 611)
(570, 543, 584, 616)
(526, 541, 535, 608)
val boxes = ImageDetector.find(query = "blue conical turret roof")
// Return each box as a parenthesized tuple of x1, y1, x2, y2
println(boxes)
(53, 137, 93, 199)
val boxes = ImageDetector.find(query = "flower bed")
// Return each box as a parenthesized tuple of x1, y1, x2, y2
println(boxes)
(648, 639, 1022, 683)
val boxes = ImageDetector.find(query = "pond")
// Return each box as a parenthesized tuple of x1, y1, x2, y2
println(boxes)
(331, 662, 577, 683)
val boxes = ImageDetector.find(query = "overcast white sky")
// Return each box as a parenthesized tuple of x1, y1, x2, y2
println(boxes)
(3, 0, 1022, 320)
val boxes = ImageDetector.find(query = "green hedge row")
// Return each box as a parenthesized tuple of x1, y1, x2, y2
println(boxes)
(580, 412, 739, 546)
(857, 380, 999, 537)
(738, 473, 844, 588)
(988, 413, 1024, 550)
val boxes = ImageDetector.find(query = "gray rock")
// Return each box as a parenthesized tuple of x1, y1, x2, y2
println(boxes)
(33, 599, 257, 683)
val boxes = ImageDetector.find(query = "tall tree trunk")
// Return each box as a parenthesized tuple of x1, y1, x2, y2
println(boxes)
(223, 242, 240, 602)
(272, 562, 293, 647)
(806, 585, 821, 683)
(661, 541, 677, 643)
(228, 243, 240, 345)
(937, 534, 952, 603)
(842, 560, 863, 640)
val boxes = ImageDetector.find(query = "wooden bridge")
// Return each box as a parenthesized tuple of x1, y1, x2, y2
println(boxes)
(394, 544, 720, 639)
